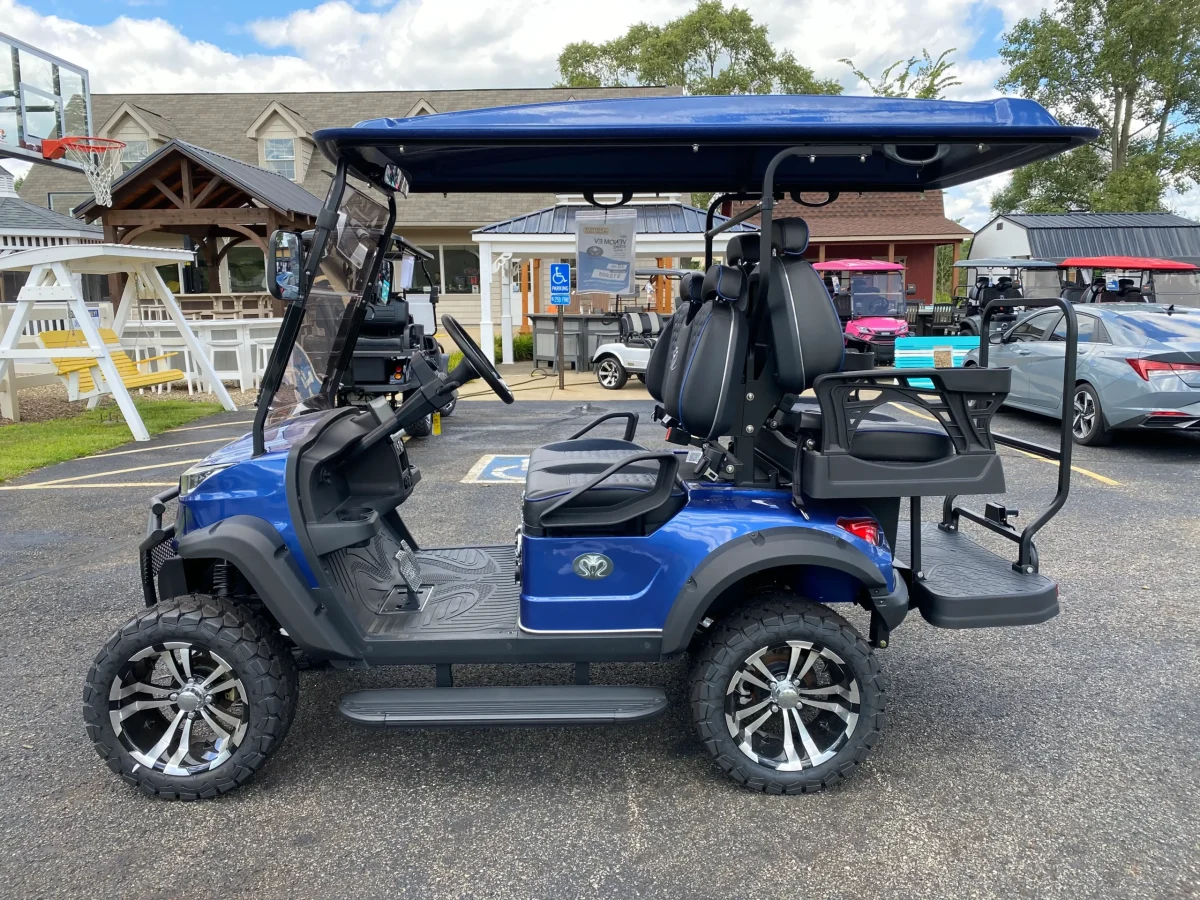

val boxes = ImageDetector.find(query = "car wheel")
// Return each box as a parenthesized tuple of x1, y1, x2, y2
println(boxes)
(690, 595, 884, 794)
(83, 595, 299, 800)
(595, 356, 628, 390)
(1072, 382, 1111, 446)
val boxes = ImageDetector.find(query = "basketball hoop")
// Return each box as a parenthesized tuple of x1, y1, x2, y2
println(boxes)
(41, 136, 126, 208)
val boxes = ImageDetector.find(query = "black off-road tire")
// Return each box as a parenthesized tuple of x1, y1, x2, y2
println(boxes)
(406, 413, 433, 437)
(690, 596, 885, 794)
(83, 594, 299, 801)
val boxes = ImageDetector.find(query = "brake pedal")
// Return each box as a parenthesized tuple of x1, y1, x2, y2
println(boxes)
(394, 541, 423, 608)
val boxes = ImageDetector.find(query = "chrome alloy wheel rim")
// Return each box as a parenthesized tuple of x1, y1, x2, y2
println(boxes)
(109, 643, 248, 776)
(1073, 389, 1095, 439)
(725, 641, 861, 771)
(597, 359, 622, 388)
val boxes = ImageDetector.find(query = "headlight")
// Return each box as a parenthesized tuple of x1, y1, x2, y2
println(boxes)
(180, 462, 233, 496)
(858, 327, 874, 335)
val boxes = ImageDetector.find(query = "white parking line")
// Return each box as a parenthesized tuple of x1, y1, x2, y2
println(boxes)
(0, 482, 177, 491)
(166, 419, 253, 433)
(32, 458, 203, 487)
(87, 437, 232, 459)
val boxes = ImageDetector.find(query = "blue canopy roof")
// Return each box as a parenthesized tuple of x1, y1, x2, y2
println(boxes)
(314, 94, 1096, 195)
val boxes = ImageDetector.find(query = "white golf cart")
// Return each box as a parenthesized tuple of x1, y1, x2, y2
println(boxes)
(592, 268, 688, 389)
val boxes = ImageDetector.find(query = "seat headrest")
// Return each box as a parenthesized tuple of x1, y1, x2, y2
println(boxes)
(726, 234, 760, 268)
(702, 264, 747, 304)
(770, 218, 810, 256)
(678, 271, 702, 306)
(1117, 278, 1137, 290)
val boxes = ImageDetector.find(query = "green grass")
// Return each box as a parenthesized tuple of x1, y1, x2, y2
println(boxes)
(0, 399, 222, 482)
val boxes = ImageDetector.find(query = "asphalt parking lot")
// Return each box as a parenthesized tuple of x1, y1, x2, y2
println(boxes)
(1, 399, 1197, 899)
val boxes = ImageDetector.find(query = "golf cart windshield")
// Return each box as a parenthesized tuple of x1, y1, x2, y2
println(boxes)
(849, 273, 904, 316)
(1150, 272, 1200, 308)
(266, 183, 390, 426)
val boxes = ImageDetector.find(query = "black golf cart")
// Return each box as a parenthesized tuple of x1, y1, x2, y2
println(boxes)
(342, 235, 456, 435)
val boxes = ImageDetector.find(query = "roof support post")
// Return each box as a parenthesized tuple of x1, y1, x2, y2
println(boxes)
(494, 252, 514, 365)
(477, 241, 494, 363)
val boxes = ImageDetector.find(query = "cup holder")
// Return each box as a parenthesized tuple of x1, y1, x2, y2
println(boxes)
(338, 507, 374, 523)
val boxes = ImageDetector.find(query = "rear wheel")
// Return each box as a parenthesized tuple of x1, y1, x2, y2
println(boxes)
(83, 595, 298, 800)
(690, 595, 884, 794)
(1072, 382, 1111, 445)
(595, 356, 628, 390)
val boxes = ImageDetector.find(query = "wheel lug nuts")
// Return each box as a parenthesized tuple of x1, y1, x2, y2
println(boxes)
(169, 693, 178, 701)
(187, 712, 196, 720)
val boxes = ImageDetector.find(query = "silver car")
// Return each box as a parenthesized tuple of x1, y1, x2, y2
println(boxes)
(965, 304, 1200, 445)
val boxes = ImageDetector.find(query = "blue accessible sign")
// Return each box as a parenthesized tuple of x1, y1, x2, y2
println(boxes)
(549, 263, 571, 306)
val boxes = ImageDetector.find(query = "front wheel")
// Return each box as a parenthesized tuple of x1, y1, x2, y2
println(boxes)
(1072, 382, 1111, 446)
(690, 596, 884, 794)
(83, 595, 298, 800)
(595, 356, 628, 390)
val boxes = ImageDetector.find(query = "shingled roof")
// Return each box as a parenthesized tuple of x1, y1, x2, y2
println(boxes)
(0, 168, 101, 237)
(74, 139, 324, 221)
(18, 86, 681, 226)
(734, 191, 972, 242)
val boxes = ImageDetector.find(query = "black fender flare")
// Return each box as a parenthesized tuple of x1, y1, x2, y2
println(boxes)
(174, 515, 358, 659)
(660, 527, 892, 654)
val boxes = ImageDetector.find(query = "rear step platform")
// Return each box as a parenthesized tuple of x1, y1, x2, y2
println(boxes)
(895, 522, 1059, 629)
(339, 685, 669, 727)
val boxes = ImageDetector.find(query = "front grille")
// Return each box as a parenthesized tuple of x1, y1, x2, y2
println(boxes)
(139, 525, 178, 606)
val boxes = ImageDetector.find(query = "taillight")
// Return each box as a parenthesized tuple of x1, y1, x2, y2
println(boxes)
(837, 517, 882, 546)
(1127, 358, 1200, 380)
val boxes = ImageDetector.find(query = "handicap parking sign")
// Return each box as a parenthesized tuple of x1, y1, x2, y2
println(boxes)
(550, 263, 571, 306)
(462, 454, 529, 484)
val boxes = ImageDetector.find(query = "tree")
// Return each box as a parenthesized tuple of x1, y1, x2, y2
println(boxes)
(992, 0, 1200, 213)
(840, 49, 962, 100)
(556, 1, 842, 96)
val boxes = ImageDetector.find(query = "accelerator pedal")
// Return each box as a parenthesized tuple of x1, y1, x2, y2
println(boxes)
(339, 685, 668, 727)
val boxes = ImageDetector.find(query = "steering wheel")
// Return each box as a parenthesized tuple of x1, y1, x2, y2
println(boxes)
(869, 296, 889, 316)
(441, 314, 514, 404)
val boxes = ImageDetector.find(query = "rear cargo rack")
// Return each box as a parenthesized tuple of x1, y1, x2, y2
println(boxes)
(938, 296, 1079, 574)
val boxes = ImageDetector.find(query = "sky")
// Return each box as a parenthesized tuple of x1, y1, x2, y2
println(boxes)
(3, 0, 1198, 228)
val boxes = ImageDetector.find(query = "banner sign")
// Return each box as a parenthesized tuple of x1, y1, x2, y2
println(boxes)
(575, 211, 637, 295)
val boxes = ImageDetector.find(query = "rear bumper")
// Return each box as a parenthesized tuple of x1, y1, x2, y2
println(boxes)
(1108, 395, 1200, 431)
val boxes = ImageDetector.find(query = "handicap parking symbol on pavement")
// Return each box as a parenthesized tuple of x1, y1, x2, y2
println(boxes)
(461, 454, 529, 484)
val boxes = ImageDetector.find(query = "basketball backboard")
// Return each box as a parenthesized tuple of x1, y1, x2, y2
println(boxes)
(0, 31, 92, 172)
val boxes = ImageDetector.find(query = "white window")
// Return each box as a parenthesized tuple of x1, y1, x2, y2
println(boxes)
(121, 140, 150, 172)
(264, 138, 296, 180)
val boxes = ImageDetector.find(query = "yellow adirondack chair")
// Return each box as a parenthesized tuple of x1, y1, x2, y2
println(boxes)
(36, 328, 186, 400)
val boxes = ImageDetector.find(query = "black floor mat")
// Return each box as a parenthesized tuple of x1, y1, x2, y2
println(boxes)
(367, 545, 519, 637)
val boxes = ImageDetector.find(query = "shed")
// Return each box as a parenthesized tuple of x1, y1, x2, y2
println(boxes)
(969, 212, 1200, 266)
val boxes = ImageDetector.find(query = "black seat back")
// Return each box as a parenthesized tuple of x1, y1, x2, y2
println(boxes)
(646, 272, 702, 403)
(764, 218, 845, 393)
(667, 264, 749, 440)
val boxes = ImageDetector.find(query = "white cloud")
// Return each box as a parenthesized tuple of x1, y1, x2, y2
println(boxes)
(2, 0, 1196, 220)
(945, 174, 1010, 232)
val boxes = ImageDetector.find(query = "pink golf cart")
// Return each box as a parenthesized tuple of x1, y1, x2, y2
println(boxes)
(814, 259, 909, 364)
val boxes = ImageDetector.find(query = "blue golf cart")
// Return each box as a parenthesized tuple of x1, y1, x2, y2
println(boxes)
(84, 95, 1095, 799)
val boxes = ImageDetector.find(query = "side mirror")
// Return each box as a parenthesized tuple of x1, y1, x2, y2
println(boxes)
(988, 331, 1005, 344)
(377, 259, 394, 302)
(429, 285, 439, 306)
(267, 230, 304, 302)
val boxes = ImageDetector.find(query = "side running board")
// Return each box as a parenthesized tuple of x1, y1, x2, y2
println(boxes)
(339, 685, 668, 727)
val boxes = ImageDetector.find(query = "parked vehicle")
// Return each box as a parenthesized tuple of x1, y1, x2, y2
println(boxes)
(952, 258, 1062, 335)
(84, 94, 1097, 800)
(1058, 256, 1199, 307)
(814, 259, 909, 363)
(966, 304, 1200, 444)
(342, 235, 455, 436)
(592, 268, 687, 389)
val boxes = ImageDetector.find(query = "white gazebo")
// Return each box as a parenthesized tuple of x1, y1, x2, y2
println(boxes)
(472, 194, 756, 363)
(0, 243, 236, 439)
